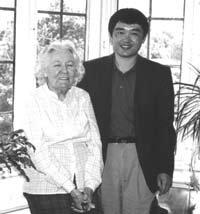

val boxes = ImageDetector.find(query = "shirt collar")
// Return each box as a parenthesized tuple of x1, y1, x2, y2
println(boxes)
(113, 60, 137, 76)
(42, 83, 73, 102)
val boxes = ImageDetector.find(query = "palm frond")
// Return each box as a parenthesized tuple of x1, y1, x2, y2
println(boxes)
(175, 64, 200, 144)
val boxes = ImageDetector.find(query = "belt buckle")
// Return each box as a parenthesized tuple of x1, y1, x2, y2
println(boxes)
(120, 138, 127, 143)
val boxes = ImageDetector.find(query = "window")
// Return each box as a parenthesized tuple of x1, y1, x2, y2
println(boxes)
(0, 0, 15, 136)
(37, 0, 87, 60)
(118, 0, 184, 83)
(0, 1, 23, 213)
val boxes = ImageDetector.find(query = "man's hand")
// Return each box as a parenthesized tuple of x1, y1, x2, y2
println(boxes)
(70, 189, 84, 213)
(157, 173, 172, 195)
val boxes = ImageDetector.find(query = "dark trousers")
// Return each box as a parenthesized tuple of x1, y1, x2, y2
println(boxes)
(24, 193, 98, 214)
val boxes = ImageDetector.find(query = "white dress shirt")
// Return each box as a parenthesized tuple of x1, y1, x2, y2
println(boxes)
(19, 84, 103, 195)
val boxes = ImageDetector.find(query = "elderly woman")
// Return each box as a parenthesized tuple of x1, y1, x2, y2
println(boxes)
(19, 40, 103, 214)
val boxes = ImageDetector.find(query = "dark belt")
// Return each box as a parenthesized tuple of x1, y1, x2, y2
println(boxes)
(109, 137, 136, 143)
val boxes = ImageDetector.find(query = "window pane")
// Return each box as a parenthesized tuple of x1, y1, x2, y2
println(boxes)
(0, 113, 12, 133)
(0, 11, 14, 61)
(152, 0, 184, 18)
(0, 63, 13, 133)
(37, 13, 60, 48)
(139, 39, 148, 58)
(0, 0, 14, 8)
(171, 67, 181, 83)
(0, 68, 13, 133)
(63, 16, 86, 60)
(37, 0, 60, 11)
(150, 20, 183, 66)
(63, 0, 86, 13)
(173, 138, 193, 183)
(171, 67, 181, 112)
(118, 0, 149, 17)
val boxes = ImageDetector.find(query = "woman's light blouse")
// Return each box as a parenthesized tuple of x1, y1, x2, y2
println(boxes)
(19, 84, 103, 195)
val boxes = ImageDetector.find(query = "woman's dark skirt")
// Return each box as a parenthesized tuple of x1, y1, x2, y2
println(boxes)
(24, 192, 98, 214)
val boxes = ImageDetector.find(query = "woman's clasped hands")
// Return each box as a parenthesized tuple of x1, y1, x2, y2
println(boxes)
(70, 187, 95, 213)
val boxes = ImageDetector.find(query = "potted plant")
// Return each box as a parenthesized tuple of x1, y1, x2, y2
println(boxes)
(175, 63, 200, 191)
(0, 129, 36, 181)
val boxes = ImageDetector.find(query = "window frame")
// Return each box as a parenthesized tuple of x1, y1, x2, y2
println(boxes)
(0, 0, 16, 133)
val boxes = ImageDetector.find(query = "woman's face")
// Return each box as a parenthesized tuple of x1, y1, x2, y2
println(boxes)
(46, 49, 76, 95)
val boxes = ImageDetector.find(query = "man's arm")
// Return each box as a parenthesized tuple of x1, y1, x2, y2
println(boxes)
(156, 67, 176, 191)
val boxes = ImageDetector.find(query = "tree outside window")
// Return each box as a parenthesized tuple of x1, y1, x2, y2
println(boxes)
(0, 1, 15, 137)
(37, 0, 86, 60)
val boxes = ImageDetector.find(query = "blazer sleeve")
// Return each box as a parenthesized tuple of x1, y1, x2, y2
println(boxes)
(155, 67, 176, 177)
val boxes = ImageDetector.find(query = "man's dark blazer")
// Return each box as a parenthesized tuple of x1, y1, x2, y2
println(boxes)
(78, 54, 176, 193)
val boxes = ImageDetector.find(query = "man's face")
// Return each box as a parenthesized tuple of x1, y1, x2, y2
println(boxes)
(110, 21, 145, 58)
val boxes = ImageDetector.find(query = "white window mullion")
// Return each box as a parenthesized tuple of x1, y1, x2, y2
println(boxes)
(14, 0, 38, 129)
(181, 0, 194, 83)
(86, 0, 117, 60)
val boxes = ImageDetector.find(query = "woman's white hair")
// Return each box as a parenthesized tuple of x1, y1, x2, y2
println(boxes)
(35, 40, 85, 86)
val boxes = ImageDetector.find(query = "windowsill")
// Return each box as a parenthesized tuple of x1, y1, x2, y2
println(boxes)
(0, 176, 28, 212)
(0, 205, 29, 214)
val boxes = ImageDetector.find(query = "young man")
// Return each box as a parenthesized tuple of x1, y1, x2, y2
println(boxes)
(79, 8, 176, 214)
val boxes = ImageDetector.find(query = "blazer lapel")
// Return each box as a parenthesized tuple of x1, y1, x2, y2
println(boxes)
(100, 54, 114, 108)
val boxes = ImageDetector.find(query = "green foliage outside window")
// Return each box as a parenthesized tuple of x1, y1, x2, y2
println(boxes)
(0, 13, 14, 135)
(37, 2, 86, 59)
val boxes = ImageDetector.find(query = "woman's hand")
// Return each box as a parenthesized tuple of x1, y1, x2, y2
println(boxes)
(70, 187, 95, 213)
(82, 187, 95, 212)
(70, 189, 85, 213)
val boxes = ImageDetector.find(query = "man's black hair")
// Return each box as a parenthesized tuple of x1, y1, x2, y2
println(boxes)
(108, 8, 149, 38)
